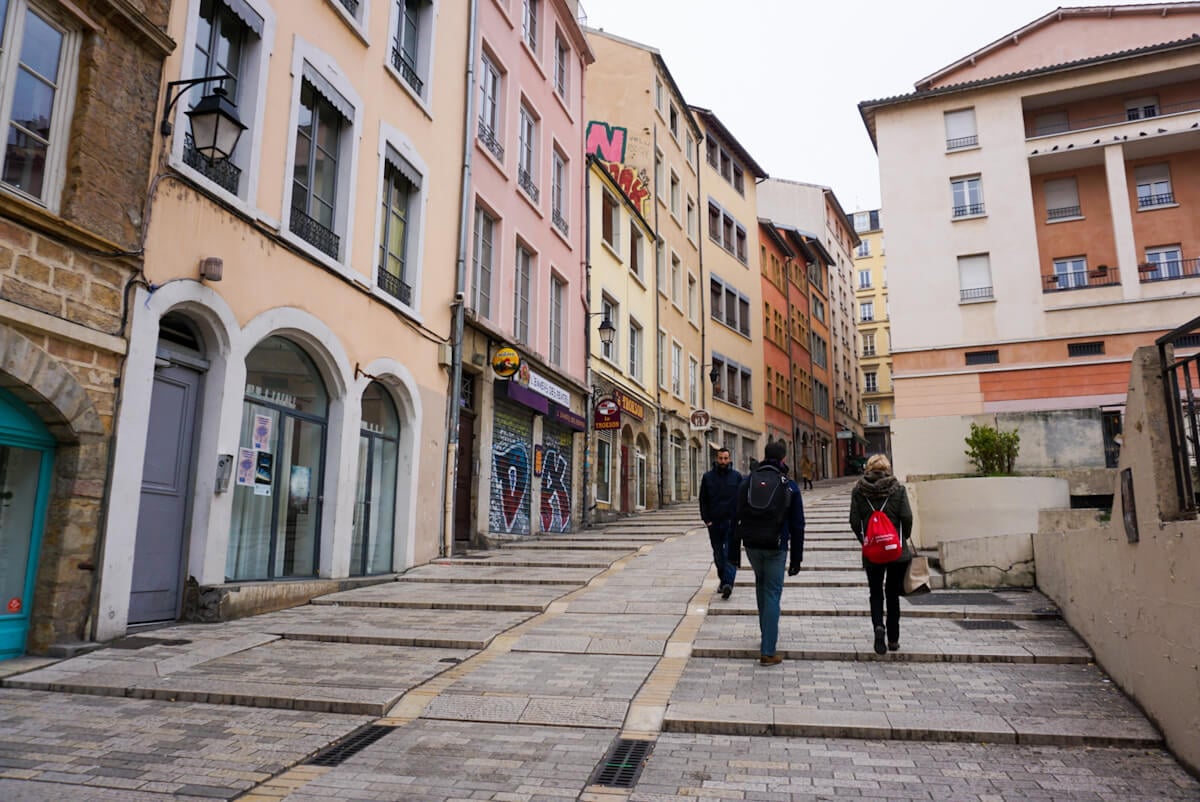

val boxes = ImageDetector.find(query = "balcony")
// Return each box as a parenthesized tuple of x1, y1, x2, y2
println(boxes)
(952, 203, 985, 218)
(1044, 266, 1121, 292)
(960, 286, 994, 302)
(946, 134, 978, 150)
(1138, 191, 1176, 209)
(1026, 97, 1200, 138)
(290, 205, 339, 260)
(391, 48, 423, 95)
(183, 133, 240, 195)
(377, 266, 413, 305)
(552, 208, 568, 237)
(477, 122, 504, 161)
(1047, 205, 1082, 220)
(1139, 257, 1200, 284)
(517, 168, 539, 203)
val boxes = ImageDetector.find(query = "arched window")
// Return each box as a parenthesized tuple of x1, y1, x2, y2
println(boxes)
(227, 337, 328, 580)
(351, 382, 399, 575)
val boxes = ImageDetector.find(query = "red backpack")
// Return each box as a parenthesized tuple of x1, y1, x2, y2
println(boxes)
(862, 495, 903, 564)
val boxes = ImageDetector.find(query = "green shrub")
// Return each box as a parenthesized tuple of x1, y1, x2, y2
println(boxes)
(964, 422, 1020, 475)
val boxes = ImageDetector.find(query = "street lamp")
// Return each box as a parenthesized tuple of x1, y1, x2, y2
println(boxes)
(597, 315, 616, 348)
(161, 75, 247, 162)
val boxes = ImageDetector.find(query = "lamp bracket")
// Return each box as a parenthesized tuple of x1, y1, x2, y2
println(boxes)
(161, 74, 233, 137)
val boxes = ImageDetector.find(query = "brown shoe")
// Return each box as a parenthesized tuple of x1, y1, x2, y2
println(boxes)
(759, 654, 783, 666)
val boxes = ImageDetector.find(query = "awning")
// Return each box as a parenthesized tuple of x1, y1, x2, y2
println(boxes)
(505, 380, 548, 415)
(302, 62, 354, 121)
(385, 144, 423, 189)
(222, 0, 264, 38)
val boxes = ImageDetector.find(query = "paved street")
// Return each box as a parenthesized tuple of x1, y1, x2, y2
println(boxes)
(1, 480, 1197, 800)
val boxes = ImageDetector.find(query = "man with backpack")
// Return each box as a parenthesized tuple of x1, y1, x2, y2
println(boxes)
(734, 440, 805, 665)
(699, 448, 743, 600)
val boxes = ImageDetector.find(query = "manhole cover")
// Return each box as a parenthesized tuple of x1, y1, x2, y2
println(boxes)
(954, 620, 1019, 630)
(305, 724, 396, 766)
(905, 592, 1012, 606)
(108, 637, 191, 650)
(589, 738, 654, 789)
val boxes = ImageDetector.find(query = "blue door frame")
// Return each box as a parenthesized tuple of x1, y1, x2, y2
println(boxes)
(0, 387, 55, 661)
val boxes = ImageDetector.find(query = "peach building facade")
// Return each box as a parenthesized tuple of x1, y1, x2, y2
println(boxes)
(861, 3, 1200, 476)
(97, 0, 470, 639)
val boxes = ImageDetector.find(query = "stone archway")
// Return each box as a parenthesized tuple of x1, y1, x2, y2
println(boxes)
(0, 324, 110, 652)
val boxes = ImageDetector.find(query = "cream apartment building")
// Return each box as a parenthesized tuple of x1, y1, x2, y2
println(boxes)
(584, 29, 707, 501)
(96, 0, 470, 639)
(851, 209, 894, 459)
(694, 106, 767, 471)
(860, 3, 1200, 477)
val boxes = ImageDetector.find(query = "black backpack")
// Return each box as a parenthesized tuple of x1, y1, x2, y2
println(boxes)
(736, 464, 793, 548)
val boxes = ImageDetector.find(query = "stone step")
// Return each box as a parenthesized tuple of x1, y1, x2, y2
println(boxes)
(314, 581, 569, 611)
(711, 588, 1061, 620)
(434, 551, 625, 568)
(400, 564, 602, 584)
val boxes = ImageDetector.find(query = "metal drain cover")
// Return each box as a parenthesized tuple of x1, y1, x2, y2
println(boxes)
(955, 620, 1019, 630)
(305, 724, 396, 766)
(108, 637, 192, 649)
(589, 738, 654, 789)
(905, 592, 1012, 606)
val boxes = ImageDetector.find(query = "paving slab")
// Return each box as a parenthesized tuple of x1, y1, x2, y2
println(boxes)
(249, 605, 533, 649)
(0, 689, 369, 799)
(395, 563, 602, 585)
(712, 586, 1061, 619)
(434, 548, 630, 567)
(663, 659, 1160, 746)
(500, 539, 652, 550)
(629, 733, 1200, 801)
(313, 580, 569, 611)
(694, 615, 1092, 663)
(511, 612, 681, 656)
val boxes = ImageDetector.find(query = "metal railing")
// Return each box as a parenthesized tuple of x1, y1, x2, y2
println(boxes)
(290, 205, 340, 260)
(1140, 257, 1200, 283)
(1138, 192, 1176, 208)
(1026, 96, 1200, 138)
(1047, 205, 1081, 220)
(552, 208, 568, 237)
(377, 265, 412, 305)
(952, 203, 986, 218)
(391, 48, 423, 94)
(517, 167, 539, 203)
(1044, 267, 1121, 292)
(960, 286, 993, 301)
(945, 134, 978, 150)
(183, 133, 240, 194)
(338, 0, 359, 15)
(1157, 314, 1200, 517)
(477, 122, 504, 161)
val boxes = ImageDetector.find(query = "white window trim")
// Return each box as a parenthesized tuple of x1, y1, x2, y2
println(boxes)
(513, 239, 536, 345)
(517, 95, 542, 209)
(599, 292, 619, 365)
(550, 141, 569, 246)
(471, 196, 499, 319)
(687, 271, 699, 326)
(385, 0, 439, 116)
(628, 316, 644, 384)
(475, 44, 507, 171)
(371, 121, 429, 322)
(657, 328, 667, 390)
(280, 38, 365, 279)
(670, 338, 684, 399)
(669, 249, 683, 310)
(548, 270, 566, 366)
(325, 0, 371, 42)
(170, 0, 275, 216)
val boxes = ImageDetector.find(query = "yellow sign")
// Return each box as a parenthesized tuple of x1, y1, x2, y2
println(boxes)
(492, 347, 521, 378)
(615, 389, 644, 421)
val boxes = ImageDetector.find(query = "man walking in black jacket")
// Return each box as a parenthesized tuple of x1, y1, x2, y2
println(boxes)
(699, 447, 743, 599)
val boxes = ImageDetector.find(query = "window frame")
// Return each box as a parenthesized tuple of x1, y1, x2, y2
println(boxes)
(477, 50, 504, 161)
(628, 317, 644, 382)
(517, 101, 539, 202)
(950, 175, 985, 218)
(553, 31, 569, 98)
(373, 125, 428, 314)
(521, 0, 538, 54)
(860, 301, 874, 322)
(513, 242, 534, 344)
(600, 295, 618, 362)
(548, 272, 564, 366)
(471, 202, 496, 318)
(386, 0, 436, 107)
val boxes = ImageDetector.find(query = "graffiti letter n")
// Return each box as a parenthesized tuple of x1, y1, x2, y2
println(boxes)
(585, 121, 627, 163)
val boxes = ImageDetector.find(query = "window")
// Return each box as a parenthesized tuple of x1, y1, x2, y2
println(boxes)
(654, 76, 663, 112)
(811, 333, 827, 368)
(670, 254, 681, 305)
(513, 245, 533, 343)
(391, 0, 433, 97)
(549, 275, 564, 366)
(705, 137, 717, 168)
(812, 297, 825, 323)
(1053, 256, 1088, 289)
(595, 436, 612, 503)
(687, 273, 697, 322)
(733, 164, 744, 195)
(1143, 245, 1183, 281)
(1068, 341, 1105, 357)
(860, 301, 874, 322)
(477, 54, 503, 159)
(864, 371, 878, 393)
(551, 148, 567, 235)
(862, 332, 875, 357)
(735, 226, 747, 263)
(553, 34, 568, 97)
(378, 151, 422, 306)
(472, 205, 494, 317)
(352, 381, 399, 575)
(726, 364, 739, 406)
(686, 197, 696, 239)
(669, 171, 680, 217)
(858, 270, 872, 289)
(951, 176, 984, 217)
(689, 356, 699, 406)
(957, 253, 993, 301)
(522, 0, 537, 51)
(686, 132, 695, 164)
(518, 103, 538, 201)
(657, 330, 667, 389)
(1045, 176, 1081, 220)
(813, 379, 829, 418)
(1135, 163, 1173, 208)
(965, 350, 1000, 365)
(629, 224, 644, 280)
(671, 342, 682, 396)
(654, 151, 663, 200)
(290, 76, 349, 260)
(600, 296, 617, 361)
(856, 240, 870, 257)
(601, 191, 619, 250)
(669, 104, 679, 138)
(711, 356, 726, 401)
(708, 202, 720, 239)
(629, 320, 643, 381)
(866, 403, 879, 424)
(740, 368, 752, 410)
(656, 238, 666, 294)
(1125, 95, 1158, 121)
(1033, 110, 1069, 136)
(944, 107, 977, 149)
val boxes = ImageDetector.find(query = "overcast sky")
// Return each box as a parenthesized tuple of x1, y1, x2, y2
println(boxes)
(582, 0, 1157, 213)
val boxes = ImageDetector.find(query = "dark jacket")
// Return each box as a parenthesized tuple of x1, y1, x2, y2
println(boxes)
(699, 463, 742, 523)
(733, 459, 806, 560)
(849, 470, 914, 565)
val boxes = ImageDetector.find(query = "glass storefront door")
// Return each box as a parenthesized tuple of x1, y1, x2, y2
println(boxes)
(0, 389, 54, 660)
(351, 382, 399, 575)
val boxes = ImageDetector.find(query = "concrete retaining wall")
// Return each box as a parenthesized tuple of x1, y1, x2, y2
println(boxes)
(909, 476, 1069, 549)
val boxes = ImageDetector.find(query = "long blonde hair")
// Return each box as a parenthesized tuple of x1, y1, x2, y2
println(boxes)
(865, 454, 891, 474)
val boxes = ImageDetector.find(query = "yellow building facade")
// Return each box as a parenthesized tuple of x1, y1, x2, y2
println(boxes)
(851, 209, 894, 459)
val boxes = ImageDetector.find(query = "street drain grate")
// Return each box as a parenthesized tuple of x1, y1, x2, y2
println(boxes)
(955, 619, 1019, 630)
(589, 738, 654, 788)
(108, 636, 192, 649)
(905, 592, 1012, 606)
(305, 725, 396, 766)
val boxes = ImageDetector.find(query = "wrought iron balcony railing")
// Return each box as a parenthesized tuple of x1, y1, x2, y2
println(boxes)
(517, 167, 539, 203)
(338, 0, 358, 15)
(477, 122, 504, 161)
(960, 286, 994, 302)
(1047, 205, 1082, 220)
(377, 266, 412, 305)
(1138, 192, 1176, 209)
(945, 134, 978, 150)
(391, 48, 423, 94)
(183, 133, 240, 195)
(552, 208, 568, 237)
(1044, 267, 1120, 292)
(1139, 257, 1200, 283)
(290, 204, 340, 260)
(952, 203, 986, 218)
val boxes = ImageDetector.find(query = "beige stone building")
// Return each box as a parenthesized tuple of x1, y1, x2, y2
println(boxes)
(850, 209, 894, 459)
(0, 1, 172, 659)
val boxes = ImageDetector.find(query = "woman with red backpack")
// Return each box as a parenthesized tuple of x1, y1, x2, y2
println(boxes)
(849, 454, 914, 655)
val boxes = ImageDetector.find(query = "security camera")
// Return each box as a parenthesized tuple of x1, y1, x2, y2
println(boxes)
(453, 291, 465, 303)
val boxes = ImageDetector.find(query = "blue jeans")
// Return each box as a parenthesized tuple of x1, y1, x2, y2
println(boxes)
(745, 546, 786, 657)
(707, 521, 737, 587)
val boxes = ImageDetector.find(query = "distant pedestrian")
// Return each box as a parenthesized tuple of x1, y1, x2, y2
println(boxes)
(734, 440, 805, 666)
(800, 455, 814, 491)
(849, 454, 914, 655)
(699, 448, 743, 600)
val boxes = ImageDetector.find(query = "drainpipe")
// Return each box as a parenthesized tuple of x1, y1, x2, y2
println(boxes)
(651, 125, 665, 509)
(443, 0, 481, 558)
(582, 161, 594, 527)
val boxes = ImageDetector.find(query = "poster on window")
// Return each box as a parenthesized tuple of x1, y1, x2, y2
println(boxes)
(254, 451, 273, 496)
(289, 465, 311, 515)
(236, 448, 256, 486)
(252, 414, 273, 450)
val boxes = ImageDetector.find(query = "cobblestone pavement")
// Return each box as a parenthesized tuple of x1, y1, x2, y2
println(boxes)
(0, 482, 1197, 800)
